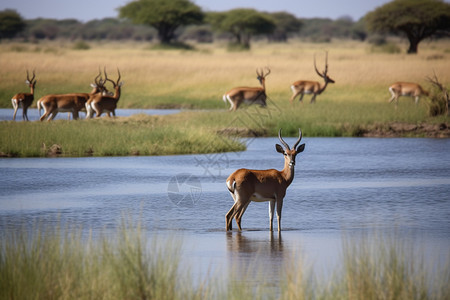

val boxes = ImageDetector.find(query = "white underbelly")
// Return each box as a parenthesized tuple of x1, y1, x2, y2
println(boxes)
(56, 108, 73, 113)
(250, 192, 274, 202)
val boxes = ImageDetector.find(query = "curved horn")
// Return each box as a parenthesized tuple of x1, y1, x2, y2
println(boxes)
(116, 68, 121, 84)
(278, 128, 290, 150)
(264, 67, 271, 77)
(94, 68, 102, 85)
(30, 70, 36, 82)
(314, 53, 323, 77)
(26, 70, 36, 83)
(104, 67, 116, 87)
(293, 128, 303, 150)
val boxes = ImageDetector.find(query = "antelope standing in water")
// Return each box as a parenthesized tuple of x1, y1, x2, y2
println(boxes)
(226, 129, 305, 232)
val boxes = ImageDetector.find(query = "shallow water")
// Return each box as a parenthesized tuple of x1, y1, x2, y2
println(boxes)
(0, 108, 180, 121)
(1, 137, 449, 282)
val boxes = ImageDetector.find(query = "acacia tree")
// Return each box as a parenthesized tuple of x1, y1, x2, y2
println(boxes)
(0, 10, 25, 40)
(208, 9, 276, 48)
(365, 0, 450, 54)
(119, 0, 204, 44)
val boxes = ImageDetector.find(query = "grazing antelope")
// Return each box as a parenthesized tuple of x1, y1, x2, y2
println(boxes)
(86, 68, 123, 118)
(225, 128, 305, 232)
(223, 68, 270, 111)
(388, 82, 429, 105)
(11, 70, 37, 121)
(37, 72, 110, 121)
(290, 52, 335, 104)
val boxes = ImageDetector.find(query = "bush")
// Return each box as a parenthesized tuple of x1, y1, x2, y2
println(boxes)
(428, 86, 449, 117)
(369, 42, 401, 54)
(72, 40, 90, 50)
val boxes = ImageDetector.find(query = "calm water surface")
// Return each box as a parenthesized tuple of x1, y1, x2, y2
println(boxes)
(1, 137, 449, 282)
(0, 108, 180, 121)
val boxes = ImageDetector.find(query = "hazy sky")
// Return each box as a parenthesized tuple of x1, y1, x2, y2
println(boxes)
(0, 0, 396, 22)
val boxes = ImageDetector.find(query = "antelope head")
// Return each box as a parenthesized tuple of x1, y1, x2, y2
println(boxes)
(26, 70, 37, 88)
(314, 51, 335, 85)
(276, 128, 305, 169)
(256, 67, 271, 88)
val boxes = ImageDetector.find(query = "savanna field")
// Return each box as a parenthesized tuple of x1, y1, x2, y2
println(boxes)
(0, 39, 449, 156)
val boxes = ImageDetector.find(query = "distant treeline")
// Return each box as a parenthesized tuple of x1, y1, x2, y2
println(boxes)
(17, 16, 366, 43)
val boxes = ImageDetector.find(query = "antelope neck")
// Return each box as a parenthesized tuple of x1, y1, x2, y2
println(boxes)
(282, 160, 295, 184)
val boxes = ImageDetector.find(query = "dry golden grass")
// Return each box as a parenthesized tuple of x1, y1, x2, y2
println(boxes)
(1, 39, 449, 109)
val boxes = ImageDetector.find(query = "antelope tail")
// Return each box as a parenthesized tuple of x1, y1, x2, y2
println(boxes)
(226, 177, 236, 194)
(37, 99, 42, 116)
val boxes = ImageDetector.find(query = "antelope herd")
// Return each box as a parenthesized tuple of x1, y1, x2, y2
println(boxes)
(11, 52, 431, 121)
(11, 68, 122, 121)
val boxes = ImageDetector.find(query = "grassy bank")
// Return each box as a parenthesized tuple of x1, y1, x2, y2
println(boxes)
(0, 99, 447, 157)
(1, 221, 448, 299)
(0, 115, 245, 157)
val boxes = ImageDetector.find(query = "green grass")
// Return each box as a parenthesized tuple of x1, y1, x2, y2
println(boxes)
(1, 220, 448, 300)
(0, 115, 245, 157)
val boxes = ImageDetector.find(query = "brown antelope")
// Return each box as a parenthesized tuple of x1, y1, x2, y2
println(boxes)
(11, 70, 37, 121)
(290, 52, 335, 104)
(225, 128, 305, 232)
(86, 68, 123, 118)
(222, 68, 270, 111)
(37, 72, 110, 121)
(388, 82, 429, 105)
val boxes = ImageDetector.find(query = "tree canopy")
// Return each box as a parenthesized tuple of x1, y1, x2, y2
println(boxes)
(365, 0, 450, 54)
(0, 9, 25, 40)
(119, 0, 204, 44)
(208, 9, 276, 48)
(268, 12, 303, 42)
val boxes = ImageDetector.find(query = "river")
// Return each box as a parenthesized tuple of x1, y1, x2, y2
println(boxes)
(1, 137, 449, 284)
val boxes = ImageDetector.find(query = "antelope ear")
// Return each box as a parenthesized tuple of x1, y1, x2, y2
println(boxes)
(90, 83, 97, 88)
(297, 144, 305, 153)
(276, 144, 284, 153)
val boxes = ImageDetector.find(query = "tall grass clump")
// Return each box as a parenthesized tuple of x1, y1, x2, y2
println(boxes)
(281, 232, 450, 300)
(0, 218, 206, 300)
(1, 220, 449, 299)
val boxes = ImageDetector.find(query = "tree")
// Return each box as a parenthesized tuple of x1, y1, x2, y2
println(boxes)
(365, 0, 450, 54)
(208, 9, 276, 48)
(268, 12, 302, 42)
(119, 0, 204, 45)
(0, 9, 25, 40)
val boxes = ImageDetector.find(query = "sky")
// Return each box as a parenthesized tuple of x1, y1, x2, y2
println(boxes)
(0, 0, 395, 22)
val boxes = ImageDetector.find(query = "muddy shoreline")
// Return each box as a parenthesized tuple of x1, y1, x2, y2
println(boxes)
(359, 122, 450, 138)
(218, 122, 450, 138)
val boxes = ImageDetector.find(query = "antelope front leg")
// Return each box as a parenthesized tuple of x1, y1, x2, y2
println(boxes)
(269, 199, 276, 231)
(12, 100, 18, 121)
(276, 198, 283, 232)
